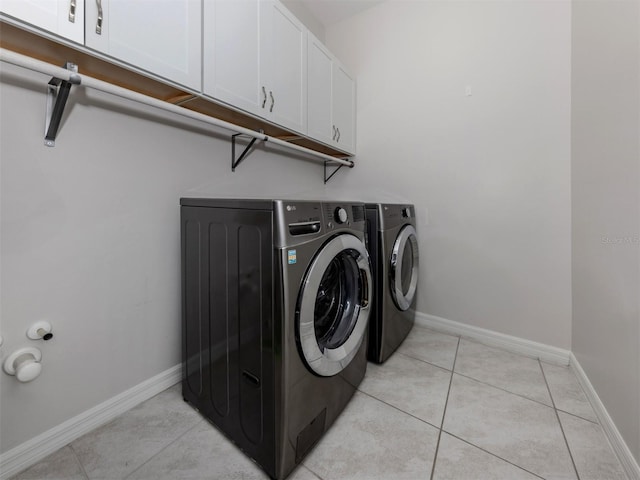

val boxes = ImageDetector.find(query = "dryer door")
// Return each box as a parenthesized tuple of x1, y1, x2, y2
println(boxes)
(297, 234, 372, 377)
(390, 225, 419, 311)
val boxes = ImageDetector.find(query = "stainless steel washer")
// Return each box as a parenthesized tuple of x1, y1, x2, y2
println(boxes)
(181, 198, 371, 479)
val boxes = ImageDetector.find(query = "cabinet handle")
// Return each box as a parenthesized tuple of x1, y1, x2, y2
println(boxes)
(336, 127, 341, 142)
(269, 91, 274, 112)
(68, 0, 76, 23)
(332, 125, 337, 140)
(261, 86, 267, 108)
(96, 0, 103, 35)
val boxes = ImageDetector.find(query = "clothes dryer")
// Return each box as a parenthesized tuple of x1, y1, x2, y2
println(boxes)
(181, 198, 372, 479)
(365, 203, 419, 363)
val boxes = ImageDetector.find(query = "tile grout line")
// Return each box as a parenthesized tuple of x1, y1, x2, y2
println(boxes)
(539, 362, 602, 425)
(538, 359, 581, 480)
(122, 419, 204, 480)
(299, 463, 326, 480)
(441, 431, 545, 479)
(453, 371, 555, 410)
(556, 407, 600, 425)
(355, 388, 442, 431)
(429, 336, 461, 480)
(395, 351, 455, 374)
(68, 444, 91, 480)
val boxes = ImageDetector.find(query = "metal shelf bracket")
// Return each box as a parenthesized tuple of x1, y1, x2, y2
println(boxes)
(44, 61, 81, 147)
(231, 130, 266, 171)
(324, 159, 354, 184)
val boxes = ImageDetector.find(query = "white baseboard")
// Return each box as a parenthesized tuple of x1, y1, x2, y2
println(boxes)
(569, 353, 640, 480)
(0, 364, 182, 480)
(414, 311, 572, 365)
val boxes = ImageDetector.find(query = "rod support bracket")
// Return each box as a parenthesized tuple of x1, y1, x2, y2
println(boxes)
(324, 158, 354, 184)
(44, 61, 80, 147)
(231, 129, 266, 172)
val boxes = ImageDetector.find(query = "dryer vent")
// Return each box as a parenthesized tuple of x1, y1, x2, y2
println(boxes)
(295, 408, 327, 463)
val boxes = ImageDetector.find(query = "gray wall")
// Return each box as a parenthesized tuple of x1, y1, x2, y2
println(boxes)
(0, 62, 330, 453)
(281, 0, 325, 42)
(324, 0, 573, 348)
(571, 0, 640, 463)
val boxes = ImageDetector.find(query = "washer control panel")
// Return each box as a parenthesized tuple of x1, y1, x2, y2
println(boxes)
(323, 203, 365, 230)
(274, 201, 366, 246)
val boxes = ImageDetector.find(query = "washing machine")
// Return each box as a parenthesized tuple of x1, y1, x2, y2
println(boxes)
(180, 198, 372, 480)
(365, 203, 419, 364)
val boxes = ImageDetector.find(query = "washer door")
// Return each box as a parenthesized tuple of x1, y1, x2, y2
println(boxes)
(297, 234, 372, 377)
(390, 225, 419, 311)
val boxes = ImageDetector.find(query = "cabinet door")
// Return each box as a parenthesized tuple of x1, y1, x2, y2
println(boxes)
(261, 0, 307, 134)
(203, 0, 263, 117)
(85, 0, 201, 90)
(307, 33, 333, 146)
(1, 0, 84, 43)
(332, 64, 356, 154)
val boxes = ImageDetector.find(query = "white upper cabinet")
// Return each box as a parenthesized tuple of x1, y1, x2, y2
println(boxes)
(307, 32, 356, 154)
(85, 0, 201, 91)
(203, 0, 307, 134)
(307, 35, 334, 146)
(1, 0, 85, 44)
(4, 0, 354, 156)
(332, 63, 356, 154)
(260, 0, 307, 133)
(203, 0, 262, 116)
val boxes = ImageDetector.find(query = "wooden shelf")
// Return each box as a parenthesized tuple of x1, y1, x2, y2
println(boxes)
(0, 20, 352, 159)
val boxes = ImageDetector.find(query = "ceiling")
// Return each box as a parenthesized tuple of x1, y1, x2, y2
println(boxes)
(290, 0, 386, 27)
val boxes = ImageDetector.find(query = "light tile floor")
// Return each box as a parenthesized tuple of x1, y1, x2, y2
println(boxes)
(11, 326, 629, 480)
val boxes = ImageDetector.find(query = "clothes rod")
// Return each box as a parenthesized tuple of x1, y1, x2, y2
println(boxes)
(0, 48, 355, 168)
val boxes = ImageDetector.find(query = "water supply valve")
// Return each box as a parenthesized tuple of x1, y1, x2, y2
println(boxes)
(3, 347, 43, 382)
(27, 321, 54, 341)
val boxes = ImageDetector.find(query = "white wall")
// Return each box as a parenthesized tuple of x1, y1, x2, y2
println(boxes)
(0, 63, 331, 453)
(281, 0, 325, 42)
(324, 0, 573, 348)
(571, 0, 640, 463)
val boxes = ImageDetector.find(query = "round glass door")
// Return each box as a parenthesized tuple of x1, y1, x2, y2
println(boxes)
(390, 225, 419, 311)
(297, 234, 372, 377)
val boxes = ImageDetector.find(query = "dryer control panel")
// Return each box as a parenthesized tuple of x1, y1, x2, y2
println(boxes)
(378, 204, 416, 231)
